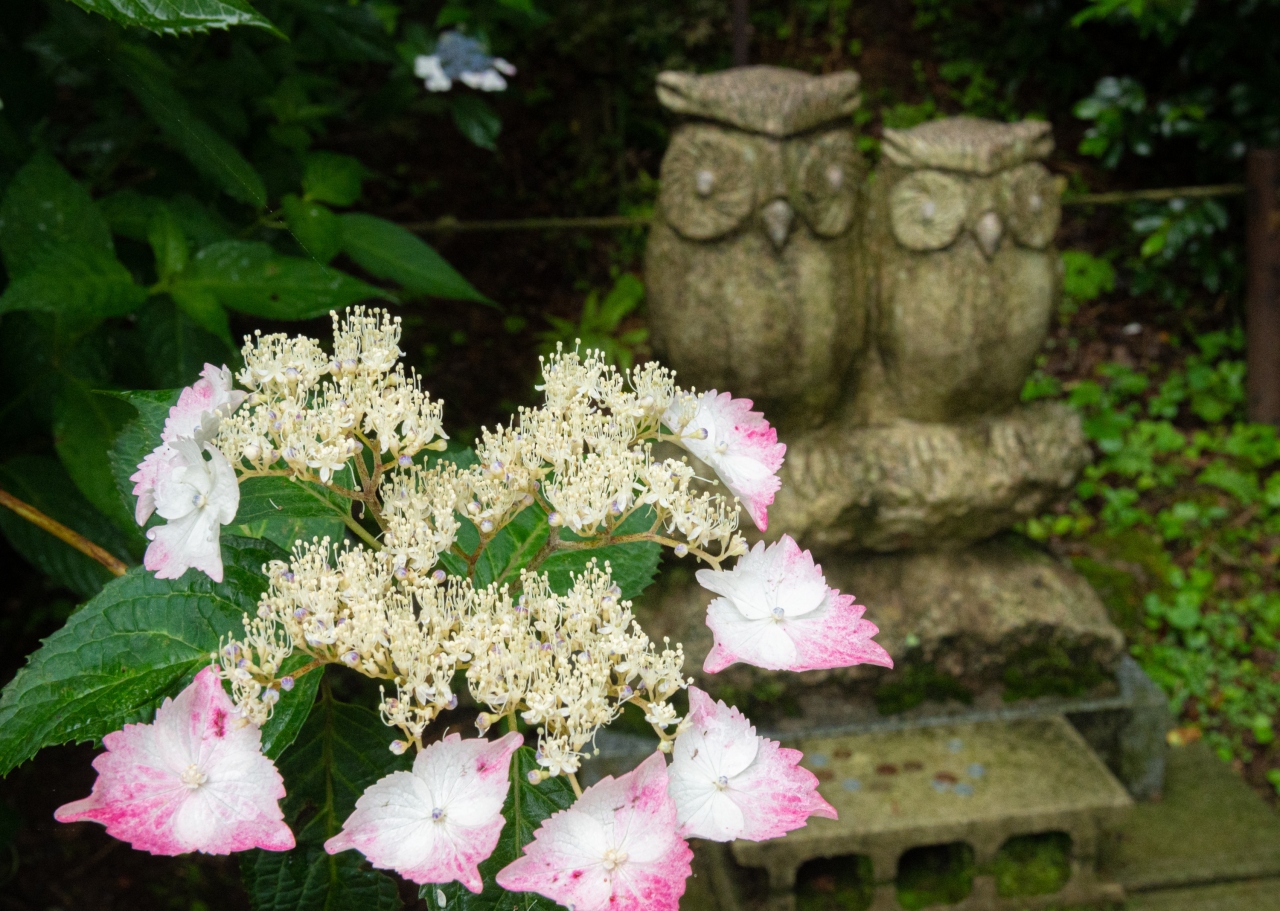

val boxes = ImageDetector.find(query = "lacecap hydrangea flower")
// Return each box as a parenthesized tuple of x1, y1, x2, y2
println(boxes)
(63, 307, 894, 906)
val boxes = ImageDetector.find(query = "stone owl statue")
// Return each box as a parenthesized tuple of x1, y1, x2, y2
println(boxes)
(856, 117, 1066, 425)
(645, 66, 868, 432)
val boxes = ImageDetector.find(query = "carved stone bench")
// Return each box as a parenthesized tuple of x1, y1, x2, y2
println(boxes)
(731, 715, 1132, 910)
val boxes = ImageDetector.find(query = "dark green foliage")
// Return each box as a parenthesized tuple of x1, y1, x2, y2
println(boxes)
(0, 455, 134, 597)
(431, 746, 575, 911)
(66, 0, 281, 37)
(1025, 327, 1280, 772)
(0, 535, 282, 775)
(874, 663, 974, 716)
(242, 689, 407, 911)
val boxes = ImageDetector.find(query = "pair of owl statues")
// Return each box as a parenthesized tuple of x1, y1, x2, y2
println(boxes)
(646, 67, 1091, 555)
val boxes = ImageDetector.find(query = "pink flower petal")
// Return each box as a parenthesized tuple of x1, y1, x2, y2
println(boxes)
(55, 667, 293, 855)
(496, 752, 692, 911)
(697, 536, 893, 673)
(163, 364, 247, 444)
(664, 391, 785, 531)
(669, 688, 835, 842)
(324, 732, 523, 892)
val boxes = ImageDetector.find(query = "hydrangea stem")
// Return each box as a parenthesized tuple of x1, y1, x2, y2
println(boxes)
(0, 488, 129, 577)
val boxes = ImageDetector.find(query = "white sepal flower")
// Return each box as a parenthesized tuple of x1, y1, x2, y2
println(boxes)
(325, 732, 523, 892)
(668, 687, 835, 842)
(143, 437, 240, 582)
(663, 390, 785, 531)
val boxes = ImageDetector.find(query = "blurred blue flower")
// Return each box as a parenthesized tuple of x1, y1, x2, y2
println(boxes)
(414, 32, 516, 93)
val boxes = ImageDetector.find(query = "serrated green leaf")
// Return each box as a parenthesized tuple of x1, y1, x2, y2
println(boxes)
(542, 539, 660, 601)
(66, 0, 281, 35)
(0, 455, 136, 598)
(233, 475, 352, 553)
(107, 387, 178, 517)
(340, 213, 490, 304)
(432, 746, 574, 911)
(302, 152, 366, 207)
(175, 239, 388, 320)
(0, 535, 283, 775)
(543, 507, 661, 600)
(114, 44, 268, 207)
(135, 299, 239, 389)
(0, 244, 147, 320)
(242, 691, 407, 911)
(450, 95, 501, 152)
(282, 194, 342, 264)
(0, 153, 113, 278)
(54, 375, 143, 537)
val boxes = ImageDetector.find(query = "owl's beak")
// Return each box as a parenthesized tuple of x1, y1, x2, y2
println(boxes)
(762, 199, 794, 251)
(974, 211, 1003, 259)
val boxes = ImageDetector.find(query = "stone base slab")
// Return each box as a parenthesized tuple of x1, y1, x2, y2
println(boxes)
(730, 716, 1132, 911)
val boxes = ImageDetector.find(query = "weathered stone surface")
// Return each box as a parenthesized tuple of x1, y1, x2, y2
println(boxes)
(656, 67, 862, 138)
(1103, 742, 1280, 892)
(770, 403, 1091, 552)
(855, 116, 1065, 425)
(646, 66, 869, 432)
(824, 539, 1125, 680)
(638, 538, 1125, 698)
(732, 716, 1132, 910)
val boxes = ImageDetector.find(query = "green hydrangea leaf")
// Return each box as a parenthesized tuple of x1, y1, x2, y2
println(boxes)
(242, 692, 407, 911)
(174, 240, 388, 320)
(66, 0, 281, 36)
(340, 213, 490, 304)
(0, 535, 284, 775)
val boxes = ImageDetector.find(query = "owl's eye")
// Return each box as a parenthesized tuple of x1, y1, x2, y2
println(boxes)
(1000, 163, 1062, 249)
(790, 131, 862, 237)
(889, 170, 966, 251)
(659, 128, 755, 240)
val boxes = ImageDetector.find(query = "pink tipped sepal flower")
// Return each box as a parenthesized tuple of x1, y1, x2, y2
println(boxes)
(668, 687, 836, 841)
(142, 437, 240, 583)
(663, 390, 785, 531)
(54, 667, 293, 855)
(132, 363, 246, 526)
(697, 535, 893, 674)
(324, 732, 523, 892)
(495, 751, 692, 911)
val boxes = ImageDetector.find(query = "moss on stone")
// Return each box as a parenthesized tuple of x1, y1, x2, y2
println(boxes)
(795, 855, 874, 911)
(895, 843, 975, 910)
(874, 662, 974, 715)
(1001, 642, 1109, 701)
(993, 832, 1072, 897)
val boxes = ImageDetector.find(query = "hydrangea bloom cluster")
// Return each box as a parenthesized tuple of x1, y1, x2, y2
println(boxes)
(58, 307, 893, 911)
(414, 31, 516, 93)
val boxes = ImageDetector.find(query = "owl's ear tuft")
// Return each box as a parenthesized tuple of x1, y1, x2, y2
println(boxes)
(656, 71, 698, 111)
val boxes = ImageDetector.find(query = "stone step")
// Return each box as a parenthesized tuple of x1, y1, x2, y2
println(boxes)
(1103, 740, 1280, 892)
(1126, 878, 1280, 911)
(730, 715, 1132, 911)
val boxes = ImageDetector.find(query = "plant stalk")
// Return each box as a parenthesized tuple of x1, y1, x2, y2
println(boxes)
(0, 488, 129, 577)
